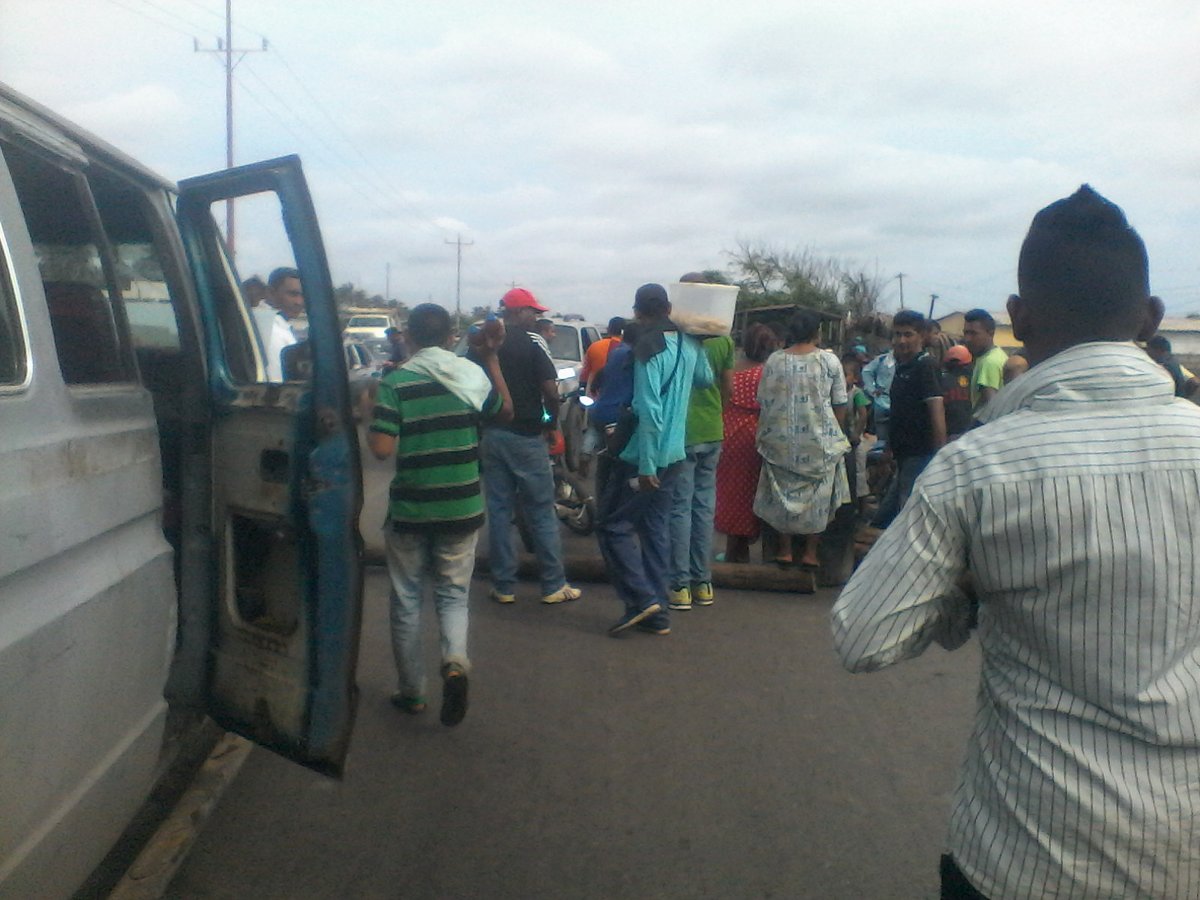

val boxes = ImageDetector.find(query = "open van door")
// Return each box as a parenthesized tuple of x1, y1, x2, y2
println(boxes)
(175, 156, 363, 776)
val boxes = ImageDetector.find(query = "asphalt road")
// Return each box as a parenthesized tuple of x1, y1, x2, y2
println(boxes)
(166, 564, 980, 899)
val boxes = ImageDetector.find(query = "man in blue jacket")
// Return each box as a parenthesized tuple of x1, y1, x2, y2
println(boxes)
(597, 283, 712, 637)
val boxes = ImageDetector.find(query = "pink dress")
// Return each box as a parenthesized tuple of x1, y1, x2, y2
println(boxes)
(715, 365, 764, 538)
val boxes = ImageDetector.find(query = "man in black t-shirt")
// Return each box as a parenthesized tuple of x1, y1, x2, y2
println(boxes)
(477, 288, 582, 606)
(872, 309, 946, 529)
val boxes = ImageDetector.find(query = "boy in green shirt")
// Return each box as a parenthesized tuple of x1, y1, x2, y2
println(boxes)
(368, 304, 511, 726)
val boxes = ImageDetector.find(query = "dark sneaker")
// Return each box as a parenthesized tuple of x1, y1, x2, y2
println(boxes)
(607, 603, 662, 637)
(440, 668, 469, 727)
(635, 621, 671, 635)
(390, 693, 426, 715)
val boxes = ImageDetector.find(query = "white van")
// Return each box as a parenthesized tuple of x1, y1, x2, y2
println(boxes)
(0, 84, 364, 897)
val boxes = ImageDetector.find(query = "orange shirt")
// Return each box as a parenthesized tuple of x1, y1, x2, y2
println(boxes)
(581, 336, 620, 384)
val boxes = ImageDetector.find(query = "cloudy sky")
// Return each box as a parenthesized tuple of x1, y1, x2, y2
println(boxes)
(3, 0, 1199, 322)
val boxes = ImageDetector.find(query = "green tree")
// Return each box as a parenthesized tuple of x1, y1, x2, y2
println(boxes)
(726, 241, 881, 316)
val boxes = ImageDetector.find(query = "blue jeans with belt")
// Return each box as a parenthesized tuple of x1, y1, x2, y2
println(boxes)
(480, 429, 566, 596)
(596, 459, 678, 629)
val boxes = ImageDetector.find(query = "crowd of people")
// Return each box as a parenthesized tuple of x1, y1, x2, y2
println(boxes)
(362, 250, 1199, 729)
(365, 185, 1200, 897)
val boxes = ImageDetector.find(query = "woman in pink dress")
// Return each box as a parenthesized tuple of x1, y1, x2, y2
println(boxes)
(715, 324, 778, 563)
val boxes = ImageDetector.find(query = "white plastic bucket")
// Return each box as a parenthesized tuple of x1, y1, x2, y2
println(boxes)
(667, 282, 739, 336)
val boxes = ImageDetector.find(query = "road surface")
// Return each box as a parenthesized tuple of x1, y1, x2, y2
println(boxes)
(166, 566, 980, 899)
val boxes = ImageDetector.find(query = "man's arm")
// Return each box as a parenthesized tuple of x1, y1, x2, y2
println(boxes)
(831, 472, 974, 672)
(540, 380, 560, 435)
(927, 396, 947, 449)
(469, 321, 514, 423)
(833, 403, 848, 429)
(862, 356, 880, 395)
(367, 379, 400, 460)
(975, 350, 1005, 408)
(631, 351, 667, 485)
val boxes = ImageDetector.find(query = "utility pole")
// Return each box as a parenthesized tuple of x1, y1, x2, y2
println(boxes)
(385, 262, 391, 304)
(445, 233, 473, 324)
(895, 273, 906, 309)
(928, 293, 939, 319)
(195, 0, 267, 257)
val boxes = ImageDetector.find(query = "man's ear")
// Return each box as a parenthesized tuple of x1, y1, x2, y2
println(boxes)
(1136, 295, 1165, 343)
(1006, 294, 1028, 343)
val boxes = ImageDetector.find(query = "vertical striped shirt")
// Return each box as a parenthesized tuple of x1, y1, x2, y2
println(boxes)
(832, 342, 1200, 899)
(370, 368, 500, 533)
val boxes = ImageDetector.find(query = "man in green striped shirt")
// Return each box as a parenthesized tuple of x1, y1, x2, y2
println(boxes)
(368, 304, 511, 726)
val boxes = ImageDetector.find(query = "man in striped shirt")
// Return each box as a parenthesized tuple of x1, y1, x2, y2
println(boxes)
(369, 304, 512, 726)
(833, 186, 1200, 898)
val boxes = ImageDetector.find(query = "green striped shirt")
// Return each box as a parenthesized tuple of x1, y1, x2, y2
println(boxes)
(370, 368, 500, 533)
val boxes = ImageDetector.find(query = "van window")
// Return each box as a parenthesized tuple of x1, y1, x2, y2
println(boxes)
(1, 140, 132, 384)
(0, 225, 24, 385)
(89, 168, 179, 351)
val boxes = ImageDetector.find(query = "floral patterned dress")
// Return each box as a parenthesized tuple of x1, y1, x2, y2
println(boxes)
(715, 364, 765, 538)
(753, 348, 850, 534)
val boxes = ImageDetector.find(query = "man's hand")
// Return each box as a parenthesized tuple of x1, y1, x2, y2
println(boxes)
(638, 474, 660, 492)
(468, 318, 506, 354)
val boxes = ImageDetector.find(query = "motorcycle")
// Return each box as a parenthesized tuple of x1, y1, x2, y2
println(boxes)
(514, 395, 597, 549)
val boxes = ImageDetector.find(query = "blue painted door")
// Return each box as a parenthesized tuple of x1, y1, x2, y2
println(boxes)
(176, 156, 363, 776)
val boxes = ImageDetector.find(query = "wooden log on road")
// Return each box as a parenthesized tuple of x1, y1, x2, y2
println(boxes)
(472, 552, 816, 595)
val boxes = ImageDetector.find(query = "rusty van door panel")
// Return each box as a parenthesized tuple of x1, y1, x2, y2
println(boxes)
(176, 156, 363, 776)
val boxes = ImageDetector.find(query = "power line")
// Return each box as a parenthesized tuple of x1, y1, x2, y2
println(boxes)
(103, 0, 199, 39)
(269, 46, 448, 232)
(131, 0, 213, 34)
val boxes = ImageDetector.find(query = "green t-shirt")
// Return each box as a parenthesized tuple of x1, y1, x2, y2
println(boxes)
(685, 335, 735, 446)
(970, 345, 1008, 410)
(370, 368, 501, 533)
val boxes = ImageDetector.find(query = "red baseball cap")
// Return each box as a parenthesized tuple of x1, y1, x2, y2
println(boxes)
(500, 287, 548, 313)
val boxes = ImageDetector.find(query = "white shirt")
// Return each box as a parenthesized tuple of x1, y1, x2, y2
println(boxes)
(263, 310, 297, 382)
(832, 342, 1200, 899)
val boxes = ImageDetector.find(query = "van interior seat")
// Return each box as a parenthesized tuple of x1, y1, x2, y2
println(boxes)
(43, 280, 125, 383)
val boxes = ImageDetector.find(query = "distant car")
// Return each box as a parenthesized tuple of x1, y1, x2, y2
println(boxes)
(345, 340, 383, 420)
(362, 336, 393, 362)
(343, 313, 392, 341)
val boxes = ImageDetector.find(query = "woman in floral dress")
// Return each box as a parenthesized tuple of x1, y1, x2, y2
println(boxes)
(753, 311, 850, 569)
(714, 324, 778, 563)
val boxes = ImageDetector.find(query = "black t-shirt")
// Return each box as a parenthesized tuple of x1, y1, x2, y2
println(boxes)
(479, 326, 557, 436)
(888, 352, 943, 458)
(941, 363, 973, 436)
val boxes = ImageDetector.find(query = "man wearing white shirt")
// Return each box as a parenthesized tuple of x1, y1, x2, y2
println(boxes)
(262, 266, 302, 381)
(833, 185, 1200, 898)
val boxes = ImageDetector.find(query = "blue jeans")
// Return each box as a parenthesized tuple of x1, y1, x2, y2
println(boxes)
(596, 460, 678, 629)
(480, 429, 566, 596)
(669, 441, 721, 588)
(385, 528, 476, 699)
(872, 453, 934, 529)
